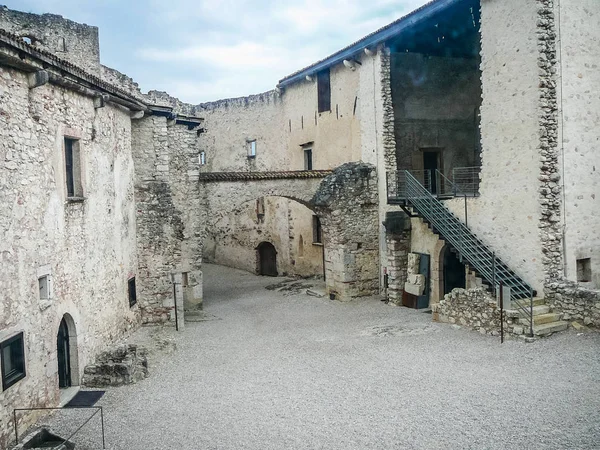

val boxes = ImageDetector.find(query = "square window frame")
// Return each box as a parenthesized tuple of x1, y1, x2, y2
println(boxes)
(1, 332, 26, 391)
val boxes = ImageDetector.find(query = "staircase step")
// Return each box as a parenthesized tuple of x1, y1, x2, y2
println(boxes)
(520, 312, 562, 326)
(505, 304, 549, 318)
(533, 321, 568, 336)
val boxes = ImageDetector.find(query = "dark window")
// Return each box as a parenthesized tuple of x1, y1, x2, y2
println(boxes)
(1, 333, 26, 391)
(304, 149, 313, 170)
(317, 69, 331, 113)
(128, 277, 137, 307)
(65, 138, 75, 197)
(313, 216, 322, 244)
(64, 138, 82, 198)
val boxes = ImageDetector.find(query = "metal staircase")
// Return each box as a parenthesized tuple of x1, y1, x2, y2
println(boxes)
(392, 170, 535, 336)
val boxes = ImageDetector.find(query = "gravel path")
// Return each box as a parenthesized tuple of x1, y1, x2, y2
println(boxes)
(43, 264, 600, 449)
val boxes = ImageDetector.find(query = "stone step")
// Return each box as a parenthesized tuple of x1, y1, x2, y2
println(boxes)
(520, 312, 562, 326)
(506, 304, 550, 318)
(533, 321, 568, 336)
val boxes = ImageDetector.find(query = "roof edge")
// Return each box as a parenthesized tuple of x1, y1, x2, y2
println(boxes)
(278, 0, 462, 88)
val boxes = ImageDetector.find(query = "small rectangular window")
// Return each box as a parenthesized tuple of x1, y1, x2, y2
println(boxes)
(39, 275, 50, 300)
(312, 215, 322, 244)
(1, 333, 26, 391)
(128, 277, 137, 307)
(64, 137, 83, 198)
(317, 69, 331, 113)
(577, 258, 592, 282)
(304, 149, 313, 171)
(247, 140, 256, 158)
(199, 151, 206, 165)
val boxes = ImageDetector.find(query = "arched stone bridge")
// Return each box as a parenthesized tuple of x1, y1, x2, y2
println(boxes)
(199, 162, 380, 300)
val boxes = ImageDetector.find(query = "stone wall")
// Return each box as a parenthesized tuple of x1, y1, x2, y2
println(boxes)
(546, 280, 600, 327)
(0, 65, 139, 449)
(313, 162, 379, 299)
(82, 344, 149, 387)
(433, 288, 529, 337)
(205, 196, 324, 277)
(132, 115, 203, 324)
(554, 0, 600, 288)
(0, 7, 100, 73)
(470, 0, 545, 294)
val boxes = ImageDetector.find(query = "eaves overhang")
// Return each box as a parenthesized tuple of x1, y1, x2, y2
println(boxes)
(277, 0, 465, 88)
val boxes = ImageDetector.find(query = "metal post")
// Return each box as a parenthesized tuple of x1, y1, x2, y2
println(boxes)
(529, 288, 534, 337)
(464, 194, 468, 228)
(500, 280, 504, 344)
(13, 409, 18, 445)
(100, 406, 106, 449)
(492, 252, 496, 298)
(172, 283, 179, 332)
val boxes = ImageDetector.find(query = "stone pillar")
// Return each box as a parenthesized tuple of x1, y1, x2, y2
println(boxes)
(183, 270, 203, 311)
(385, 230, 410, 305)
(313, 162, 379, 300)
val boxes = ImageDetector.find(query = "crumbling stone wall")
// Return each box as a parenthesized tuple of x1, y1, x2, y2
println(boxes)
(0, 6, 100, 73)
(313, 162, 379, 299)
(82, 344, 149, 387)
(433, 288, 528, 337)
(132, 115, 204, 324)
(546, 281, 600, 327)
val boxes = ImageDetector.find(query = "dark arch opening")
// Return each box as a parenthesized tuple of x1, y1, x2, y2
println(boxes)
(443, 246, 466, 295)
(257, 241, 278, 277)
(57, 314, 79, 389)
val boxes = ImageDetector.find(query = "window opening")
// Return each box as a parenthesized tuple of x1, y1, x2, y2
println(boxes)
(64, 138, 82, 198)
(247, 140, 256, 158)
(1, 333, 26, 391)
(317, 69, 331, 113)
(128, 277, 137, 307)
(313, 216, 322, 244)
(256, 197, 265, 223)
(39, 275, 50, 300)
(199, 151, 206, 165)
(577, 258, 592, 282)
(57, 37, 67, 52)
(304, 149, 313, 170)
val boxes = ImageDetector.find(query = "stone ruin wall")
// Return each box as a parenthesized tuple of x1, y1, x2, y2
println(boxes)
(0, 6, 100, 73)
(131, 115, 204, 325)
(0, 63, 140, 448)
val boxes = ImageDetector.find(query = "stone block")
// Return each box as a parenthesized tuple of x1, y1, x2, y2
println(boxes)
(407, 274, 425, 286)
(404, 282, 424, 296)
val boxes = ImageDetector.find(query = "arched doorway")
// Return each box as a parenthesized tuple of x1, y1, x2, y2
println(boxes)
(443, 246, 466, 295)
(257, 242, 278, 276)
(57, 314, 79, 389)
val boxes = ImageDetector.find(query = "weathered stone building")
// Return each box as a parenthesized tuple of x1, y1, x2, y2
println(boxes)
(1, 0, 599, 447)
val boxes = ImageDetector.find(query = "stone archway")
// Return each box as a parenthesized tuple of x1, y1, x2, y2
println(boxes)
(56, 313, 79, 388)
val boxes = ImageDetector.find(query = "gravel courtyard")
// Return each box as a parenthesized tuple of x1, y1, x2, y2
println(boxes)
(46, 264, 600, 449)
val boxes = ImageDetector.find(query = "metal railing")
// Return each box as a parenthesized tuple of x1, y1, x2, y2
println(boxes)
(453, 166, 480, 196)
(13, 406, 106, 449)
(387, 166, 480, 202)
(403, 171, 534, 336)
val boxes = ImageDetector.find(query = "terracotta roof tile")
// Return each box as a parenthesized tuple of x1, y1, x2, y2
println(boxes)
(198, 170, 333, 182)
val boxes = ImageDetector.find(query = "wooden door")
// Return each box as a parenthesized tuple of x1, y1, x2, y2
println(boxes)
(258, 242, 277, 277)
(57, 318, 71, 388)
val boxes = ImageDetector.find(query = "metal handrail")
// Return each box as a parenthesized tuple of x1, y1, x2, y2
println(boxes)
(13, 406, 106, 449)
(403, 171, 533, 335)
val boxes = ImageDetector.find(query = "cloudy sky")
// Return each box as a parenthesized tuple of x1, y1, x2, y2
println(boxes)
(7, 0, 429, 103)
